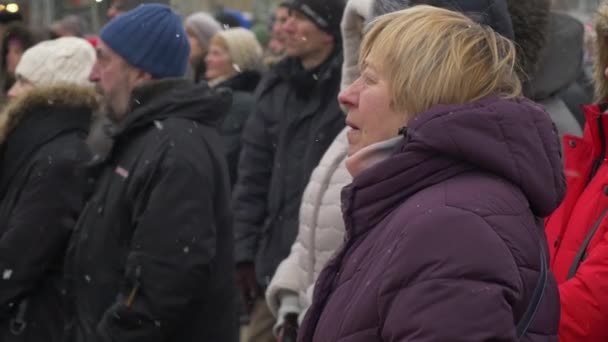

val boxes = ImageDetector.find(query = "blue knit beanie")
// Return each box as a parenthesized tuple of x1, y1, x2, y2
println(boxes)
(100, 4, 190, 78)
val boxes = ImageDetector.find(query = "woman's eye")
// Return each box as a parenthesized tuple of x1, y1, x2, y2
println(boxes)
(363, 75, 376, 85)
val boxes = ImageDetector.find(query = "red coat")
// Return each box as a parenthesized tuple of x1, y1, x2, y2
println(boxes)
(546, 103, 608, 342)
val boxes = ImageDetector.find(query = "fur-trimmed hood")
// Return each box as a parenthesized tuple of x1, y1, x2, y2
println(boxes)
(352, 0, 582, 100)
(370, 0, 551, 79)
(595, 1, 608, 101)
(0, 85, 97, 145)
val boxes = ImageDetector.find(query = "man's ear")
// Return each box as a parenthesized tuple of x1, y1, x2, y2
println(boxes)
(139, 69, 153, 81)
(133, 69, 153, 87)
(323, 31, 335, 45)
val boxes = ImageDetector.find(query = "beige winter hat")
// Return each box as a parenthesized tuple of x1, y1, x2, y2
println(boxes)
(15, 37, 95, 87)
(214, 28, 263, 73)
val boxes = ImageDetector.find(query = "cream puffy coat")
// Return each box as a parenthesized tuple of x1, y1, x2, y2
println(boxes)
(266, 128, 351, 317)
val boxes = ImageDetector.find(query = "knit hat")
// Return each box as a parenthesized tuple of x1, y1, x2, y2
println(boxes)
(15, 37, 95, 87)
(288, 0, 347, 39)
(100, 4, 190, 78)
(215, 28, 263, 73)
(215, 9, 253, 29)
(185, 12, 222, 51)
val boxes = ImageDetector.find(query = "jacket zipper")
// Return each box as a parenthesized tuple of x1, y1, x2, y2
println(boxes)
(567, 207, 608, 279)
(587, 104, 608, 185)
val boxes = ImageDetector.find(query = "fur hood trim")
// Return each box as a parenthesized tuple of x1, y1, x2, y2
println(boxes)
(0, 85, 97, 145)
(595, 1, 608, 101)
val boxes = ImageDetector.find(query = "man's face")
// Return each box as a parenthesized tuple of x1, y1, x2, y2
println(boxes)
(272, 6, 289, 44)
(282, 10, 332, 59)
(107, 0, 125, 19)
(89, 41, 146, 123)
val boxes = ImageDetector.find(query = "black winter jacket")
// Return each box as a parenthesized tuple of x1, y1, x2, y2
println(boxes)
(215, 70, 262, 186)
(64, 79, 237, 342)
(0, 86, 94, 342)
(232, 51, 345, 287)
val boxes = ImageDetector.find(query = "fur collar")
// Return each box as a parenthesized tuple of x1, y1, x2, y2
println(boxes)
(506, 0, 551, 81)
(0, 85, 97, 145)
(595, 1, 608, 102)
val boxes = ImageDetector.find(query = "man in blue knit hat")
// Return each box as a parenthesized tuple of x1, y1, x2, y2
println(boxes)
(64, 4, 237, 342)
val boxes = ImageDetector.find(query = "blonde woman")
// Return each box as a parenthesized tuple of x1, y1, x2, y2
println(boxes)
(205, 27, 263, 185)
(299, 6, 563, 341)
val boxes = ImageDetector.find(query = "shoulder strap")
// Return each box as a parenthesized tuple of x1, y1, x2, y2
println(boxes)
(516, 240, 548, 338)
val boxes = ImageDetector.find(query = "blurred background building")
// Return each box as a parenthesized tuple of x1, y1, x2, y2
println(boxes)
(0, 0, 602, 35)
(10, 0, 282, 33)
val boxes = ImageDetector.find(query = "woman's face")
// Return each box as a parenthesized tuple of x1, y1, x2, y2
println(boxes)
(7, 76, 34, 98)
(339, 64, 409, 156)
(6, 40, 24, 75)
(205, 42, 234, 81)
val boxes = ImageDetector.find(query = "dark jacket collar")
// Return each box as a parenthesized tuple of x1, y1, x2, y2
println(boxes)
(259, 48, 343, 98)
(112, 78, 232, 138)
(87, 78, 231, 165)
(215, 70, 262, 93)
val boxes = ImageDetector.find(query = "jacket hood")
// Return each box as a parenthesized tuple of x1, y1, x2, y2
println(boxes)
(345, 96, 566, 233)
(0, 85, 96, 145)
(114, 78, 232, 137)
(0, 85, 95, 195)
(524, 12, 584, 100)
(505, 0, 551, 82)
(594, 1, 608, 101)
(369, 0, 582, 100)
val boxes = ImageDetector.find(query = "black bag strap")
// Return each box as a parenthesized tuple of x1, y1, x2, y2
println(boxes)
(567, 207, 608, 279)
(516, 241, 548, 338)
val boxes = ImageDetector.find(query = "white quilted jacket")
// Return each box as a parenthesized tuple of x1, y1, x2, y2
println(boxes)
(266, 128, 351, 317)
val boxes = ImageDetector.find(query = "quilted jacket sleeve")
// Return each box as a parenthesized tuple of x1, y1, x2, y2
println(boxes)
(557, 231, 608, 341)
(379, 207, 524, 341)
(232, 97, 275, 264)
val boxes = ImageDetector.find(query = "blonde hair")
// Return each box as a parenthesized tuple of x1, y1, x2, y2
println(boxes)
(360, 6, 522, 116)
(210, 34, 229, 50)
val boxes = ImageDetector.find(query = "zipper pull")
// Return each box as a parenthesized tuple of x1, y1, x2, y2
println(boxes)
(125, 265, 142, 309)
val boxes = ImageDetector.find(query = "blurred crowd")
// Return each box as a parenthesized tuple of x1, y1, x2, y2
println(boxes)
(1, 0, 608, 342)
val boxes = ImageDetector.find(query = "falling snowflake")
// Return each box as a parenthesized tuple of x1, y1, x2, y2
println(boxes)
(2, 269, 12, 280)
(154, 121, 164, 130)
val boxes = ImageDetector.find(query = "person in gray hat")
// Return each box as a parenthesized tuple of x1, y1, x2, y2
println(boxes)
(184, 12, 222, 83)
